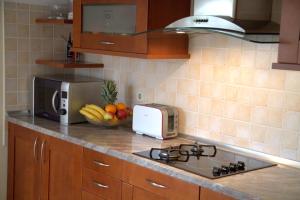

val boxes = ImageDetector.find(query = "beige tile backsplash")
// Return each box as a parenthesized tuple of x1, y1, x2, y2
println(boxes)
(3, 1, 300, 162)
(4, 1, 73, 111)
(74, 34, 300, 162)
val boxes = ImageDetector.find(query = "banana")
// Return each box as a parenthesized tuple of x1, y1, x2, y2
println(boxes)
(86, 104, 106, 116)
(79, 109, 98, 121)
(82, 107, 104, 121)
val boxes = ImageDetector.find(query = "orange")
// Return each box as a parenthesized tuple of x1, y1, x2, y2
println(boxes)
(116, 102, 127, 111)
(105, 104, 117, 114)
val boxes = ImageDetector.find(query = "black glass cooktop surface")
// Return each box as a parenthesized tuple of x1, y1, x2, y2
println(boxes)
(133, 143, 276, 179)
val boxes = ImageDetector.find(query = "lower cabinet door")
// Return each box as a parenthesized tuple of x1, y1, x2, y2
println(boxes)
(82, 191, 105, 200)
(133, 187, 167, 200)
(41, 136, 83, 200)
(7, 123, 41, 200)
(200, 188, 234, 200)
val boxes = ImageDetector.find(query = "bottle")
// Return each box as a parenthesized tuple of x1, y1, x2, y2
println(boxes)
(66, 33, 73, 60)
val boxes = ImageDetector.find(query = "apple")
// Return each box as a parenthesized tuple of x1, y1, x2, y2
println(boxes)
(117, 110, 128, 120)
(103, 113, 113, 121)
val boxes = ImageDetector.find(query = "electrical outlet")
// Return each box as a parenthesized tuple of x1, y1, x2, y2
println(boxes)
(136, 92, 144, 102)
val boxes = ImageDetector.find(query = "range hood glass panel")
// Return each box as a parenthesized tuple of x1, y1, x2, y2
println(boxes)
(128, 15, 278, 43)
(127, 27, 278, 44)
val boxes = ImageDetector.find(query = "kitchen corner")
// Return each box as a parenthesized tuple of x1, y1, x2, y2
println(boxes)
(2, 0, 300, 200)
(7, 111, 300, 200)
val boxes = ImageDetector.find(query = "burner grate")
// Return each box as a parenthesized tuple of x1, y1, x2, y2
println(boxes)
(149, 143, 217, 162)
(150, 147, 189, 162)
(134, 142, 276, 179)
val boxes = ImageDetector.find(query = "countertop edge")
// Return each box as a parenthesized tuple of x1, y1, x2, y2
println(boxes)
(7, 116, 259, 200)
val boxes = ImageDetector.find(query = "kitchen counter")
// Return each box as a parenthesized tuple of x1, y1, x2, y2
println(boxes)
(7, 112, 300, 200)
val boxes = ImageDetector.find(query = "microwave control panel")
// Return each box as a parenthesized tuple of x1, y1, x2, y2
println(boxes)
(60, 82, 69, 124)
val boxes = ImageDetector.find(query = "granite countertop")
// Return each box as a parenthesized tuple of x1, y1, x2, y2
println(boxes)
(7, 112, 300, 200)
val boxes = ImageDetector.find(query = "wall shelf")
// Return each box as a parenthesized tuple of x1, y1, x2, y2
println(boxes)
(72, 48, 190, 59)
(272, 63, 300, 71)
(35, 18, 73, 24)
(35, 59, 104, 68)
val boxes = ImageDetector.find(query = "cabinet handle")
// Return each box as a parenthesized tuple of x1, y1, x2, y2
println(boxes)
(146, 179, 167, 189)
(93, 181, 109, 189)
(93, 160, 110, 167)
(51, 90, 59, 113)
(40, 140, 47, 163)
(97, 41, 115, 45)
(33, 137, 38, 161)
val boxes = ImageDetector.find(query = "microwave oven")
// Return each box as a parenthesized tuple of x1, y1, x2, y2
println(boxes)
(33, 75, 104, 124)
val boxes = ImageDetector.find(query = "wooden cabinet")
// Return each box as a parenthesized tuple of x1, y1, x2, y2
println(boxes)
(7, 124, 41, 200)
(8, 122, 235, 200)
(132, 187, 167, 200)
(83, 149, 123, 179)
(83, 168, 122, 200)
(82, 149, 123, 200)
(73, 0, 190, 59)
(42, 137, 83, 200)
(273, 0, 300, 70)
(200, 188, 234, 200)
(122, 161, 200, 200)
(7, 123, 83, 200)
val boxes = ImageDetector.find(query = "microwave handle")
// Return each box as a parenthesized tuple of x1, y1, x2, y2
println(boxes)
(51, 90, 59, 113)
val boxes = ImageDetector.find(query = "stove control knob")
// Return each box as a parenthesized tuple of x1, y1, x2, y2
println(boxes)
(229, 163, 238, 172)
(212, 167, 221, 176)
(221, 165, 230, 174)
(237, 161, 245, 170)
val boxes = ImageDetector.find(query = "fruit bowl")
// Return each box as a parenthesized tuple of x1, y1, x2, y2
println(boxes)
(79, 103, 133, 128)
(85, 116, 132, 128)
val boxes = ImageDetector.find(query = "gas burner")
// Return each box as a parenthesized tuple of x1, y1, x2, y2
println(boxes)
(134, 142, 276, 179)
(150, 147, 189, 162)
(179, 143, 217, 159)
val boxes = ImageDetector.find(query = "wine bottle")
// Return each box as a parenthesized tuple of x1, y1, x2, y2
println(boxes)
(66, 33, 73, 60)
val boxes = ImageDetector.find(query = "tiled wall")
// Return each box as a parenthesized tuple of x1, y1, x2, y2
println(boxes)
(4, 1, 72, 111)
(76, 34, 300, 162)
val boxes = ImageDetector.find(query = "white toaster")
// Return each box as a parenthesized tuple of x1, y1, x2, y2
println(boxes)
(132, 104, 179, 140)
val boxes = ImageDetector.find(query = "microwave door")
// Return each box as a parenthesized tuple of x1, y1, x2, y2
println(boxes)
(34, 78, 61, 121)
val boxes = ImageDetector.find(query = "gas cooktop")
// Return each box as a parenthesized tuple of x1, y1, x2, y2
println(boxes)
(133, 143, 276, 179)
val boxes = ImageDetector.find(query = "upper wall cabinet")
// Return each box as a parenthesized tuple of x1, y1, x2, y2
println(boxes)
(273, 0, 300, 70)
(72, 0, 191, 59)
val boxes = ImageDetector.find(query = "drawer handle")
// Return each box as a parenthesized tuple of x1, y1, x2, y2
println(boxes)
(93, 160, 110, 167)
(98, 41, 115, 45)
(93, 181, 109, 189)
(146, 179, 167, 189)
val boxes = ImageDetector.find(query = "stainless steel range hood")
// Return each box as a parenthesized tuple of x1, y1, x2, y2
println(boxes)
(137, 0, 282, 43)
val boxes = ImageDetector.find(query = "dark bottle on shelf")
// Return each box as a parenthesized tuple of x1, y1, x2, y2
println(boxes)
(66, 33, 73, 60)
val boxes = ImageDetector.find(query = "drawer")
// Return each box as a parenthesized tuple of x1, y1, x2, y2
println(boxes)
(133, 187, 167, 200)
(122, 162, 199, 200)
(82, 191, 104, 200)
(200, 188, 234, 200)
(83, 149, 123, 179)
(82, 168, 122, 200)
(80, 33, 147, 54)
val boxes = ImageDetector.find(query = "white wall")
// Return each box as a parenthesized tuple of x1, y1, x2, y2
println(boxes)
(0, 0, 7, 199)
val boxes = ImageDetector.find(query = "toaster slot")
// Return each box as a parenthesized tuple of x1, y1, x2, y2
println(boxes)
(168, 115, 175, 132)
